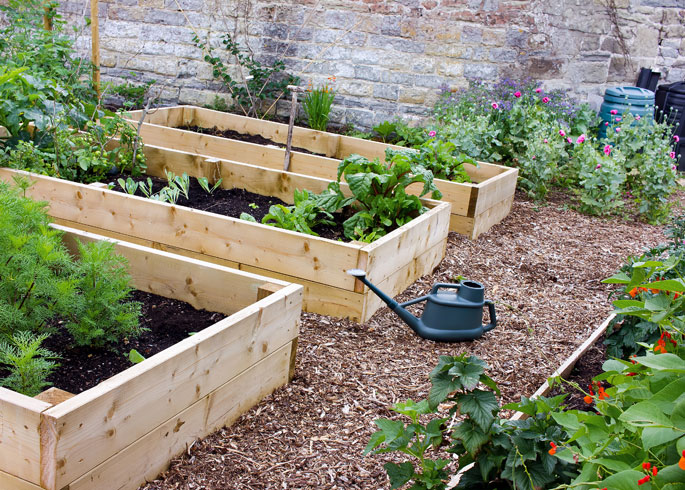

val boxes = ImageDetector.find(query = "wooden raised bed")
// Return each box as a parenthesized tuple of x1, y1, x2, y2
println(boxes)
(0, 225, 303, 490)
(0, 150, 451, 322)
(126, 105, 518, 239)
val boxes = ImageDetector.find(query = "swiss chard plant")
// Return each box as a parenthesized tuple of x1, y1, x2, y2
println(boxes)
(329, 152, 442, 242)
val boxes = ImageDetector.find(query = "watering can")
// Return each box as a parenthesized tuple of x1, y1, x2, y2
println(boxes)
(347, 270, 497, 342)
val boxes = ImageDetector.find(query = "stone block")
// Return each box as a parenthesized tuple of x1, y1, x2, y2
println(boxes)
(413, 58, 437, 73)
(399, 87, 426, 104)
(381, 70, 415, 85)
(489, 48, 518, 62)
(373, 84, 399, 101)
(339, 81, 372, 97)
(164, 0, 204, 10)
(368, 35, 425, 54)
(437, 61, 463, 77)
(463, 63, 498, 80)
(324, 10, 358, 29)
(462, 25, 483, 43)
(414, 74, 449, 89)
(482, 29, 505, 46)
(380, 15, 402, 36)
(354, 66, 382, 82)
(102, 20, 143, 39)
(179, 87, 214, 106)
(345, 108, 375, 129)
(139, 0, 164, 7)
(633, 25, 659, 57)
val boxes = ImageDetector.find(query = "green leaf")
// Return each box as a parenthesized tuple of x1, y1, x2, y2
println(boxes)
(635, 353, 685, 372)
(384, 462, 414, 489)
(619, 401, 672, 426)
(600, 469, 645, 490)
(602, 272, 631, 284)
(642, 427, 681, 450)
(458, 390, 498, 430)
(451, 419, 490, 454)
(128, 349, 145, 364)
(644, 294, 672, 311)
(637, 279, 685, 292)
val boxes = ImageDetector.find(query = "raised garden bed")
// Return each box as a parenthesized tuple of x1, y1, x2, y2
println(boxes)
(0, 224, 302, 490)
(125, 105, 518, 239)
(0, 151, 451, 322)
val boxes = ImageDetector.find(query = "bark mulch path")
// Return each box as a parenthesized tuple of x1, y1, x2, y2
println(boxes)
(140, 189, 680, 490)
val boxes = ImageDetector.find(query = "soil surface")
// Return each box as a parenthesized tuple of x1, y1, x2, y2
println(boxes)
(179, 125, 325, 156)
(44, 290, 225, 394)
(139, 188, 682, 490)
(111, 175, 350, 241)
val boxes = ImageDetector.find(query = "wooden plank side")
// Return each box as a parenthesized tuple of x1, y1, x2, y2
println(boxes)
(465, 161, 509, 183)
(124, 106, 186, 127)
(42, 285, 302, 489)
(0, 169, 360, 291)
(360, 238, 447, 322)
(363, 201, 450, 286)
(0, 470, 43, 490)
(471, 166, 518, 217)
(510, 315, 615, 421)
(67, 343, 292, 490)
(55, 225, 287, 314)
(471, 195, 516, 240)
(449, 213, 475, 236)
(0, 388, 51, 485)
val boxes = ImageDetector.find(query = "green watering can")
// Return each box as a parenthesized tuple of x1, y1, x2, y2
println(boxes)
(347, 270, 497, 342)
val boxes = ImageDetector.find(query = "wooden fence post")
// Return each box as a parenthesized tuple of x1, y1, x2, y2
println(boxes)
(91, 0, 100, 97)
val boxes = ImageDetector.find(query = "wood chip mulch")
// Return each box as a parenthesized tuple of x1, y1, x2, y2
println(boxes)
(140, 189, 680, 490)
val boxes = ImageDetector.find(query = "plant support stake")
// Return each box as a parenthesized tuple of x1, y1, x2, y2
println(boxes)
(284, 85, 306, 171)
(91, 0, 100, 97)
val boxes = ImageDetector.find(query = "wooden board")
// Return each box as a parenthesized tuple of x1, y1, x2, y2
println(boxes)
(509, 315, 615, 421)
(124, 107, 517, 238)
(0, 389, 51, 485)
(0, 166, 449, 321)
(41, 283, 301, 489)
(66, 343, 292, 490)
(0, 470, 43, 490)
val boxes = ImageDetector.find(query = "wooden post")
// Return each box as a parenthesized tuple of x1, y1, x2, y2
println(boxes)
(283, 85, 306, 171)
(91, 0, 100, 97)
(43, 6, 53, 31)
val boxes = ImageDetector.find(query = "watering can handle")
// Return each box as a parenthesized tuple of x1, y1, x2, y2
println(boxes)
(430, 283, 461, 295)
(483, 300, 497, 333)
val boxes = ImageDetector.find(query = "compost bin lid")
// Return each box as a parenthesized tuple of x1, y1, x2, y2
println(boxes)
(657, 81, 685, 94)
(604, 86, 655, 100)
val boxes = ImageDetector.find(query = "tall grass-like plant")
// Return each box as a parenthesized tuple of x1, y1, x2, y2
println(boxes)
(302, 78, 336, 131)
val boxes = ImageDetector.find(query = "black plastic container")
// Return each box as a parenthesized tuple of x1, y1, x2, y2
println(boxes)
(655, 81, 685, 170)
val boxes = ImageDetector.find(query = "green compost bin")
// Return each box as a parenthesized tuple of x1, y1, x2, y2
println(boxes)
(599, 86, 655, 138)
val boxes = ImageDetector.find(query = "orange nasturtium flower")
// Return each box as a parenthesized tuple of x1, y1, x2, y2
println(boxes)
(583, 394, 593, 404)
(548, 442, 557, 455)
(628, 287, 639, 298)
(597, 386, 609, 400)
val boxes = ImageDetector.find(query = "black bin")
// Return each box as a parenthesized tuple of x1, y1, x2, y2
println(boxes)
(655, 81, 685, 170)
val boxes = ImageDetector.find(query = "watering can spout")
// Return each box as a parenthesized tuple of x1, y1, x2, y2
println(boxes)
(346, 269, 423, 331)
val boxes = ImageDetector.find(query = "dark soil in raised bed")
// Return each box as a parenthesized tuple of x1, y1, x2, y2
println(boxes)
(42, 290, 225, 394)
(178, 125, 325, 156)
(548, 334, 609, 411)
(110, 174, 351, 241)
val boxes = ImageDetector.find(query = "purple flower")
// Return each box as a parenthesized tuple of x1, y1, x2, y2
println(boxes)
(428, 130, 437, 137)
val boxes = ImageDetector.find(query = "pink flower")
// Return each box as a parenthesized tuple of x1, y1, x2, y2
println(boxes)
(576, 134, 586, 144)
(635, 115, 641, 120)
(596, 164, 602, 170)
(605, 122, 609, 126)
(532, 155, 536, 160)
(559, 130, 566, 137)
(544, 139, 548, 143)
(428, 130, 437, 137)
(616, 127, 621, 133)
(603, 145, 611, 156)
(492, 102, 499, 109)
(671, 152, 676, 159)
(673, 165, 677, 171)
(610, 109, 618, 115)
(542, 96, 550, 103)
(567, 137, 572, 144)
(514, 91, 521, 98)
(535, 88, 542, 93)
(675, 135, 681, 143)
(615, 117, 622, 122)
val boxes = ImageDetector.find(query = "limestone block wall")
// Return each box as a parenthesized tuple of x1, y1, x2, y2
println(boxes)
(57, 0, 685, 128)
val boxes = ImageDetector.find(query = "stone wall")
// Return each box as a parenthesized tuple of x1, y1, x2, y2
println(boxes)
(57, 0, 685, 128)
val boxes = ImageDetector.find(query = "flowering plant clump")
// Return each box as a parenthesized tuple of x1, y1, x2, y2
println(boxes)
(301, 77, 336, 131)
